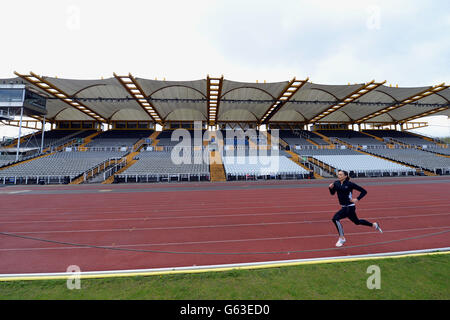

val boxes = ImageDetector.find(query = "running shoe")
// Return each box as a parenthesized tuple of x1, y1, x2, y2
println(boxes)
(335, 238, 346, 247)
(374, 222, 383, 233)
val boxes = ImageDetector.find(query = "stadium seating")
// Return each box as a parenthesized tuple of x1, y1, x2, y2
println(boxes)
(1, 128, 448, 185)
(155, 130, 206, 147)
(278, 130, 315, 146)
(19, 130, 97, 149)
(0, 151, 126, 184)
(0, 129, 99, 167)
(366, 148, 450, 173)
(362, 130, 439, 146)
(0, 155, 16, 167)
(223, 154, 310, 180)
(278, 130, 329, 146)
(220, 130, 250, 147)
(294, 148, 360, 156)
(222, 148, 281, 157)
(312, 154, 415, 176)
(427, 147, 450, 156)
(86, 130, 154, 148)
(116, 150, 210, 182)
(315, 130, 385, 146)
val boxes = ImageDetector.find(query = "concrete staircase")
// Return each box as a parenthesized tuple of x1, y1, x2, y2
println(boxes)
(150, 131, 161, 147)
(284, 150, 323, 179)
(209, 150, 226, 181)
(311, 131, 335, 148)
(101, 138, 149, 184)
(77, 131, 102, 151)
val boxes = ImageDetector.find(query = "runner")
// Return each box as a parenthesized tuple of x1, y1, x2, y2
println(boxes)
(329, 170, 383, 247)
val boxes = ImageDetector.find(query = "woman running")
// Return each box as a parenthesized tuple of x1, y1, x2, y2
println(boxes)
(329, 170, 383, 247)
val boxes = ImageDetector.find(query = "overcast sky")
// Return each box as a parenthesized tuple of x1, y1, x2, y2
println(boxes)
(1, 0, 449, 137)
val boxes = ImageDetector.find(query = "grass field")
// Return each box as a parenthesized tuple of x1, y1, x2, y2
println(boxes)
(0, 253, 449, 300)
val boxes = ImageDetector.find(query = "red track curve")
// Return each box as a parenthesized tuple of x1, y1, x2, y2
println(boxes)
(0, 176, 449, 275)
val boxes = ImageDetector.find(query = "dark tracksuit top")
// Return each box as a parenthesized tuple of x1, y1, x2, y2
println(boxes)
(329, 180, 367, 206)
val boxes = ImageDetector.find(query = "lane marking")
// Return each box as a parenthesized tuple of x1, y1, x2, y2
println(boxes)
(0, 248, 448, 281)
(0, 190, 31, 195)
(2, 212, 449, 235)
(0, 201, 448, 219)
(0, 226, 448, 252)
(0, 204, 449, 224)
(1, 195, 448, 214)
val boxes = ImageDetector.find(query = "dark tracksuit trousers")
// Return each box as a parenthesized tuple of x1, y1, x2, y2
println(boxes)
(329, 180, 372, 237)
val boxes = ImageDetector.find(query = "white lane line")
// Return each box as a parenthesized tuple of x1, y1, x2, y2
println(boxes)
(0, 226, 448, 252)
(0, 202, 449, 221)
(1, 213, 449, 235)
(1, 197, 448, 216)
(0, 203, 448, 224)
(0, 190, 31, 195)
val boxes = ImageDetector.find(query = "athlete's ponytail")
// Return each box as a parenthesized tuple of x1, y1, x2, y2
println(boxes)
(338, 170, 350, 181)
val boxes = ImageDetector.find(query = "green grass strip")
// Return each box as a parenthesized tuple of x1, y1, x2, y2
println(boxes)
(0, 254, 449, 300)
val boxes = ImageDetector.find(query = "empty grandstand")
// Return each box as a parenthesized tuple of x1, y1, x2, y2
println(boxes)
(311, 154, 415, 177)
(223, 154, 311, 180)
(0, 129, 100, 166)
(156, 130, 206, 147)
(291, 147, 417, 177)
(0, 155, 16, 167)
(295, 148, 360, 156)
(427, 147, 450, 156)
(1, 127, 448, 184)
(315, 129, 386, 147)
(363, 130, 443, 146)
(25, 130, 97, 150)
(365, 147, 450, 174)
(279, 129, 330, 148)
(0, 151, 125, 184)
(83, 129, 153, 151)
(0, 74, 448, 184)
(115, 149, 210, 182)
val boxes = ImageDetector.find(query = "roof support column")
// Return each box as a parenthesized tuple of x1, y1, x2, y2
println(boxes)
(261, 78, 308, 124)
(113, 73, 162, 124)
(355, 83, 448, 123)
(14, 71, 107, 123)
(309, 80, 385, 123)
(15, 105, 24, 162)
(207, 75, 223, 127)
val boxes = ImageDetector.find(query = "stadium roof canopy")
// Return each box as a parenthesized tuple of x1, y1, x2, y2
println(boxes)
(1, 72, 449, 127)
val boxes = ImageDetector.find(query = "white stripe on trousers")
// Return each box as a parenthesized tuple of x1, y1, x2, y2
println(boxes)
(336, 220, 344, 237)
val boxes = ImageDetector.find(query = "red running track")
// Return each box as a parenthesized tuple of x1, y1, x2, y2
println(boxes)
(0, 176, 449, 274)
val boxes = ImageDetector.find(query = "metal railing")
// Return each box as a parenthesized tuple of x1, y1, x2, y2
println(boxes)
(80, 158, 122, 182)
(115, 173, 210, 183)
(0, 175, 73, 185)
(345, 170, 417, 178)
(131, 139, 146, 152)
(226, 172, 311, 181)
(103, 158, 127, 181)
(75, 146, 131, 152)
(289, 142, 449, 151)
(0, 157, 126, 185)
(290, 144, 336, 150)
